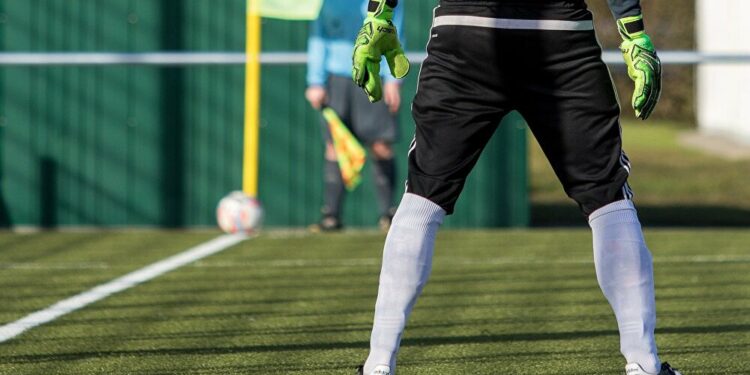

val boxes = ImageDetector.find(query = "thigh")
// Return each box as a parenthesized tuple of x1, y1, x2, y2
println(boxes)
(408, 3, 514, 214)
(513, 29, 630, 215)
(320, 75, 353, 144)
(350, 80, 398, 145)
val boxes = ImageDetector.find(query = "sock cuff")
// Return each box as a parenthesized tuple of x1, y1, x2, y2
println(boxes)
(588, 199, 637, 226)
(396, 193, 446, 227)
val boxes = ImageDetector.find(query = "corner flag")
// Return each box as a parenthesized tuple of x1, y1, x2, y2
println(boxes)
(260, 0, 323, 20)
(243, 0, 323, 197)
(322, 107, 367, 191)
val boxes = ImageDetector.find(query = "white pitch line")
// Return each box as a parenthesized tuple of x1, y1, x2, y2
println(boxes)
(189, 254, 750, 269)
(0, 234, 246, 343)
(0, 262, 111, 270)
(3, 254, 749, 272)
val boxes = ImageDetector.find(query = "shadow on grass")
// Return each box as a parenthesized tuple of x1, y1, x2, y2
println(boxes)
(4, 324, 748, 364)
(532, 203, 750, 227)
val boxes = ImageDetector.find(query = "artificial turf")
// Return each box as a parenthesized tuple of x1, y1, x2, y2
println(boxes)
(0, 229, 748, 374)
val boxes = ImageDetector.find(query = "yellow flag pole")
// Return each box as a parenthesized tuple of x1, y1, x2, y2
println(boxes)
(243, 0, 261, 197)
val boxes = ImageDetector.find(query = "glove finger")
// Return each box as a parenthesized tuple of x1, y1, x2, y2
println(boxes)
(363, 61, 383, 102)
(639, 90, 658, 120)
(636, 56, 661, 120)
(639, 70, 662, 120)
(633, 55, 658, 113)
(352, 48, 368, 87)
(638, 98, 655, 120)
(385, 48, 410, 79)
(637, 92, 654, 119)
(631, 70, 647, 115)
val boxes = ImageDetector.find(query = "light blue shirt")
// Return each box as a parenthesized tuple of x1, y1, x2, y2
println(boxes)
(306, 0, 405, 87)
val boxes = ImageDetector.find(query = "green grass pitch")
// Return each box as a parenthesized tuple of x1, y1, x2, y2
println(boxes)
(0, 230, 748, 374)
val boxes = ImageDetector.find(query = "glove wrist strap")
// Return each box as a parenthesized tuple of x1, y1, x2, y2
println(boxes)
(367, 0, 396, 20)
(617, 14, 646, 40)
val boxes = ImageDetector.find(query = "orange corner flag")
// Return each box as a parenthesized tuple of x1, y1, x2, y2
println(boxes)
(322, 107, 367, 191)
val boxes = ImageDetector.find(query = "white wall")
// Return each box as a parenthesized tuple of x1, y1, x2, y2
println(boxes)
(697, 0, 750, 143)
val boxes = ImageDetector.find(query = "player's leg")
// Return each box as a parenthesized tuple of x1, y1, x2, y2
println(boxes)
(318, 143, 344, 230)
(370, 142, 397, 230)
(512, 21, 663, 373)
(349, 79, 399, 229)
(363, 3, 511, 372)
(363, 192, 445, 373)
(314, 76, 352, 231)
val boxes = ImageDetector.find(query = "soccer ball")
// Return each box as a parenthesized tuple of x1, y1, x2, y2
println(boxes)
(216, 191, 263, 234)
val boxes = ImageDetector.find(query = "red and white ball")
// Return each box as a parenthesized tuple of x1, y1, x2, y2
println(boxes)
(216, 191, 263, 234)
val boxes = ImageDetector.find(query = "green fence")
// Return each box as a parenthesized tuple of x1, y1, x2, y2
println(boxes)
(0, 0, 528, 228)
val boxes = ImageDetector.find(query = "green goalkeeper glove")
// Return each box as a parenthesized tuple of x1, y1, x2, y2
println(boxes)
(352, 0, 409, 102)
(618, 14, 662, 120)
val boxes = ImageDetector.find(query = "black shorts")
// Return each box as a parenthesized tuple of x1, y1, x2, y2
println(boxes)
(321, 75, 398, 146)
(408, 0, 632, 216)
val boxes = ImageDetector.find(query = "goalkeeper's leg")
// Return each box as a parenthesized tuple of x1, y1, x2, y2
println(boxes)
(362, 3, 512, 371)
(590, 200, 660, 373)
(512, 25, 662, 372)
(363, 193, 445, 372)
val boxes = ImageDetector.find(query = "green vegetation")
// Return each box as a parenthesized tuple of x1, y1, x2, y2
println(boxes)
(530, 122, 750, 226)
(0, 230, 748, 374)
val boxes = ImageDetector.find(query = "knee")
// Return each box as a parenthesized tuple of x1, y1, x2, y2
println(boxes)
(371, 142, 393, 160)
(569, 178, 632, 217)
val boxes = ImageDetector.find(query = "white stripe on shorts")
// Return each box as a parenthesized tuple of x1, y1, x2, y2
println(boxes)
(619, 150, 634, 199)
(432, 15, 594, 31)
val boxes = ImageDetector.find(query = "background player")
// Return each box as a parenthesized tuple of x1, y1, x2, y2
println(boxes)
(306, 0, 405, 232)
(352, 0, 681, 374)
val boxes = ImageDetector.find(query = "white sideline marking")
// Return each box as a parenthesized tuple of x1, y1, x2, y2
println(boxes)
(0, 234, 246, 343)
(0, 262, 110, 270)
(2, 254, 749, 272)
(191, 254, 750, 269)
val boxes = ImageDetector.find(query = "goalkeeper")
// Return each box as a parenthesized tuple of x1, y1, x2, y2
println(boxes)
(305, 0, 405, 232)
(353, 0, 680, 374)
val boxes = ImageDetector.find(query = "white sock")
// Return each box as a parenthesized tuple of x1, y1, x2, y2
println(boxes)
(589, 200, 660, 374)
(364, 193, 445, 374)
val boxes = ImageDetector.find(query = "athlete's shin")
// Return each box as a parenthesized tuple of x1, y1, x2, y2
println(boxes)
(365, 193, 445, 372)
(589, 199, 660, 373)
(372, 157, 396, 217)
(323, 160, 346, 219)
